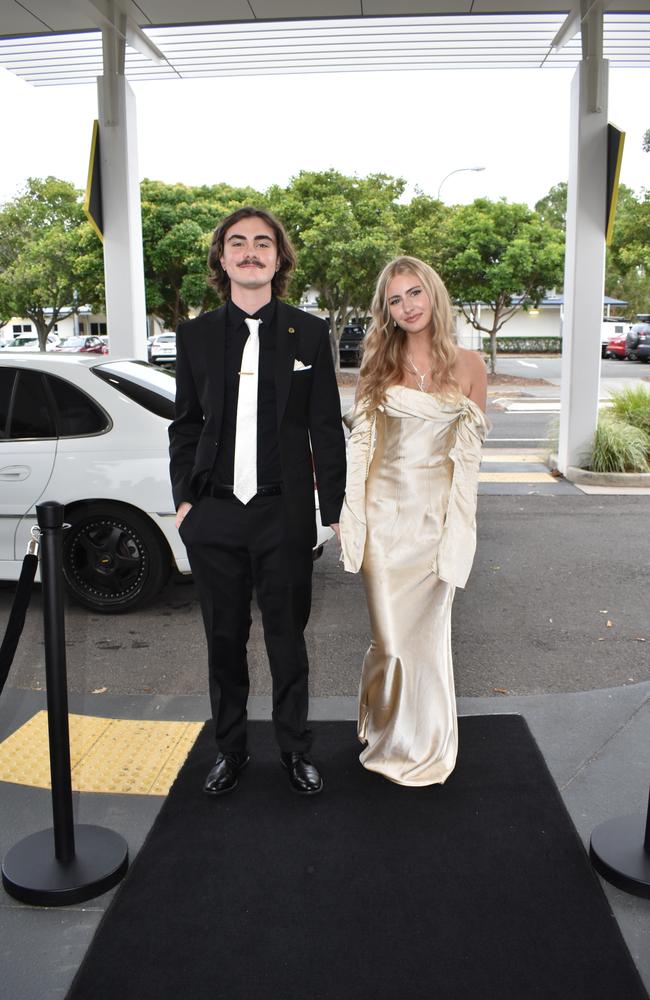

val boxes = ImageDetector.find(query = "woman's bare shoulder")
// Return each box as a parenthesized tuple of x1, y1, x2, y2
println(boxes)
(453, 347, 486, 381)
(453, 347, 487, 409)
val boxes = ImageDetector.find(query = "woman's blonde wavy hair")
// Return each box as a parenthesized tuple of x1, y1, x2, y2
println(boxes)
(358, 256, 458, 411)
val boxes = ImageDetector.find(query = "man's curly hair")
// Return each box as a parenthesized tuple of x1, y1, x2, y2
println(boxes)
(207, 206, 296, 301)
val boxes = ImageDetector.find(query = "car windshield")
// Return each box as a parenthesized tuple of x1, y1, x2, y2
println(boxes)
(63, 337, 87, 347)
(155, 335, 175, 344)
(91, 360, 176, 419)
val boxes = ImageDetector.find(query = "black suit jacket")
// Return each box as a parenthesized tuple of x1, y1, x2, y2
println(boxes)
(168, 300, 346, 546)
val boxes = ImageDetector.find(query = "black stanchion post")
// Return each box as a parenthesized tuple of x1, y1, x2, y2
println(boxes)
(38, 501, 75, 863)
(590, 785, 650, 900)
(2, 500, 129, 906)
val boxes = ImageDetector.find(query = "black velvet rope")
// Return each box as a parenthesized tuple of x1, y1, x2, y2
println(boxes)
(0, 553, 39, 698)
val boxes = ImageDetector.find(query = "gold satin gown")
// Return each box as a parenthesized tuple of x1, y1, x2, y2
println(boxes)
(340, 386, 489, 786)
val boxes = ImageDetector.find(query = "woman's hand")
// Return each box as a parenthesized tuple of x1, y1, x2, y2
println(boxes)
(175, 501, 193, 530)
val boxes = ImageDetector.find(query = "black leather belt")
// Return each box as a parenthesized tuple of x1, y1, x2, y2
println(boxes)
(205, 483, 282, 499)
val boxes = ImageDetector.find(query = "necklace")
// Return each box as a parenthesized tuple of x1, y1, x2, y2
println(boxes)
(405, 354, 432, 393)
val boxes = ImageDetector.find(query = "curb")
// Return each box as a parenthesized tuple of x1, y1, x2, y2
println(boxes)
(566, 466, 650, 487)
(548, 453, 650, 487)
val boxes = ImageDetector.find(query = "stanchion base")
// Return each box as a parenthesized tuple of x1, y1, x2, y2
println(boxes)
(590, 814, 650, 899)
(2, 824, 128, 906)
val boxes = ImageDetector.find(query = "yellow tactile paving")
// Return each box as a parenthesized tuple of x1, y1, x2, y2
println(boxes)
(0, 712, 203, 796)
(481, 454, 547, 463)
(479, 472, 556, 483)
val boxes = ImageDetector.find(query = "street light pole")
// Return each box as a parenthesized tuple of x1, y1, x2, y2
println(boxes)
(437, 166, 486, 201)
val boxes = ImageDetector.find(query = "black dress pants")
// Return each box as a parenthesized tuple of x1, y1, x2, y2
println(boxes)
(180, 493, 313, 753)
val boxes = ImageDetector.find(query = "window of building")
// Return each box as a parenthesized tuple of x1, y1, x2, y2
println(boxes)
(90, 322, 108, 336)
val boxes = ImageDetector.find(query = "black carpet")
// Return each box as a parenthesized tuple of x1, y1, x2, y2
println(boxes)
(66, 717, 648, 1000)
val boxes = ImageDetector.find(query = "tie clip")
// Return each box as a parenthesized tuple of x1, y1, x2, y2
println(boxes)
(238, 371, 254, 375)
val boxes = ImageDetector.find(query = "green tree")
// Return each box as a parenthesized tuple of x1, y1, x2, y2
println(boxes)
(140, 180, 264, 329)
(606, 186, 650, 318)
(437, 198, 565, 373)
(535, 180, 650, 318)
(0, 177, 103, 349)
(269, 170, 404, 369)
(534, 182, 567, 232)
(396, 192, 450, 265)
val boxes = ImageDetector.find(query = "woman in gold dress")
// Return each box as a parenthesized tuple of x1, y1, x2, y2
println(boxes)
(340, 256, 489, 786)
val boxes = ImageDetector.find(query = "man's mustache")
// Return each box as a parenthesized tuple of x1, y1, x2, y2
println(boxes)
(238, 258, 264, 267)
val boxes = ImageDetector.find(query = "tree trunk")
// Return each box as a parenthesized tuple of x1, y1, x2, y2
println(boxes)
(329, 309, 340, 373)
(327, 298, 346, 375)
(32, 311, 50, 352)
(489, 327, 498, 375)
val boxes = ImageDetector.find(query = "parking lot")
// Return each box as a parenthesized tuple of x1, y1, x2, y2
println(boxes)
(2, 491, 648, 701)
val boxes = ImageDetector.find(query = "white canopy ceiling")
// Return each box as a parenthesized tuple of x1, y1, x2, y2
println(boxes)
(0, 1, 648, 85)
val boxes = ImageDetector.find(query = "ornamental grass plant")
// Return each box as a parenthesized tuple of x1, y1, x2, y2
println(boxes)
(607, 384, 650, 436)
(590, 412, 650, 473)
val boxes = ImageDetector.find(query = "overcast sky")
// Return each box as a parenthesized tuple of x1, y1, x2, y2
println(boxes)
(0, 63, 647, 209)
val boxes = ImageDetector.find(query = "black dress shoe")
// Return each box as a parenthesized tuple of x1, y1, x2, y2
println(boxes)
(203, 751, 249, 796)
(280, 752, 323, 795)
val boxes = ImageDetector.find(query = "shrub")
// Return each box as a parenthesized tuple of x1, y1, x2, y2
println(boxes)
(607, 385, 650, 436)
(589, 414, 650, 473)
(481, 336, 561, 354)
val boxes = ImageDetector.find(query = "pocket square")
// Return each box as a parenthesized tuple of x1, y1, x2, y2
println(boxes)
(293, 360, 312, 372)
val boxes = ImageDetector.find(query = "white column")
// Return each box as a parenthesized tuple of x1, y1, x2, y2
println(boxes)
(97, 27, 147, 360)
(558, 51, 609, 472)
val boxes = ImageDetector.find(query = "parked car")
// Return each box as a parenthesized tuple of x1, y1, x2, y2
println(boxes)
(605, 328, 628, 359)
(150, 332, 176, 365)
(0, 355, 332, 613)
(601, 321, 631, 359)
(625, 322, 650, 363)
(339, 324, 365, 366)
(1, 333, 60, 352)
(56, 335, 105, 354)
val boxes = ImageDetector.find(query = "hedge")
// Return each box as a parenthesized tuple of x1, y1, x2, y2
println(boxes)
(481, 336, 561, 353)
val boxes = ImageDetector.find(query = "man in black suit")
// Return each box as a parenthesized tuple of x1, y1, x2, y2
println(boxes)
(169, 207, 346, 796)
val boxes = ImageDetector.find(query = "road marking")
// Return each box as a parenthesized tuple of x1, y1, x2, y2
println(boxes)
(517, 360, 538, 368)
(505, 401, 562, 411)
(479, 472, 556, 483)
(481, 454, 547, 463)
(501, 399, 612, 413)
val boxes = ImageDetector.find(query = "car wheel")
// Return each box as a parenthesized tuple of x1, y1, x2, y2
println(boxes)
(62, 503, 170, 613)
(627, 351, 638, 362)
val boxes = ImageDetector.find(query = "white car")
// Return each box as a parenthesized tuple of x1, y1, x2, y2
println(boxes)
(149, 333, 176, 365)
(0, 354, 332, 613)
(2, 333, 60, 352)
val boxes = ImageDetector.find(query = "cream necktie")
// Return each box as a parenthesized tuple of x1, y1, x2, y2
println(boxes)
(233, 317, 261, 504)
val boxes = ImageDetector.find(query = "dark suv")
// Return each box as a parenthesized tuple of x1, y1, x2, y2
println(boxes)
(626, 322, 650, 362)
(339, 324, 365, 366)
